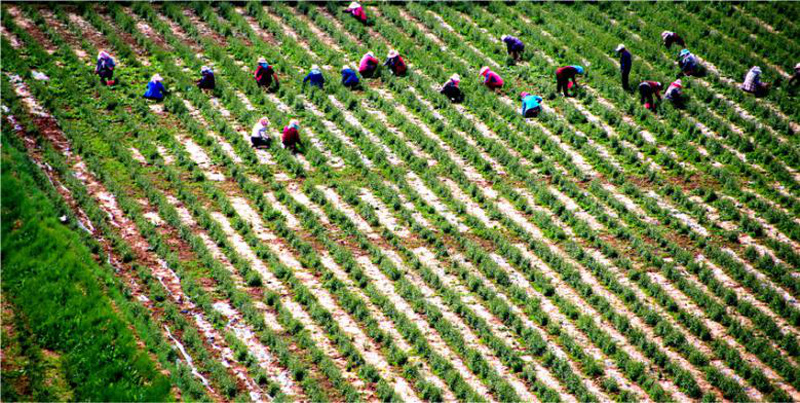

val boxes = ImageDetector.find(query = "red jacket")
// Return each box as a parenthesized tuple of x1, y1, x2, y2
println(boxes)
(556, 66, 579, 80)
(640, 81, 662, 97)
(254, 64, 275, 85)
(282, 126, 300, 148)
(350, 6, 367, 23)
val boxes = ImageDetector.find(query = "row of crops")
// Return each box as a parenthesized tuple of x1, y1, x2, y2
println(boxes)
(1, 2, 798, 402)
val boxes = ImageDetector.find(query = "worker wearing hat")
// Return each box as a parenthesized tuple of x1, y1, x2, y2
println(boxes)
(616, 44, 632, 90)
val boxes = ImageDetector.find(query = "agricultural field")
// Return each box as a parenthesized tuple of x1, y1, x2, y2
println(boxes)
(1, 1, 799, 402)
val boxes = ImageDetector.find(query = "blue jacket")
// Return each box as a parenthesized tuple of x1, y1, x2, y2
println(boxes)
(144, 80, 165, 100)
(521, 95, 542, 115)
(341, 68, 360, 87)
(619, 50, 632, 72)
(303, 69, 325, 88)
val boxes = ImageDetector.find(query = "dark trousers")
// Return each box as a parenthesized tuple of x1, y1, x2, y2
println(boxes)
(361, 65, 377, 78)
(523, 107, 540, 118)
(251, 136, 271, 148)
(557, 77, 571, 96)
(638, 84, 654, 105)
(621, 68, 630, 90)
(98, 69, 113, 85)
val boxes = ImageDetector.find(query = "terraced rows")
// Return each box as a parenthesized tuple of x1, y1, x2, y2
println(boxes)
(2, 2, 798, 402)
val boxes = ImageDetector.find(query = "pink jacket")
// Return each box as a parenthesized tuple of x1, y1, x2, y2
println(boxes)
(359, 54, 379, 73)
(484, 71, 504, 88)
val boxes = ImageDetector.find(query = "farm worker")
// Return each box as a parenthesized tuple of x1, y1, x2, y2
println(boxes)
(740, 66, 769, 96)
(95, 50, 115, 86)
(440, 74, 464, 103)
(343, 2, 367, 24)
(788, 63, 800, 87)
(282, 120, 302, 152)
(664, 79, 685, 107)
(341, 65, 360, 89)
(197, 66, 215, 90)
(143, 74, 165, 101)
(254, 57, 279, 90)
(303, 65, 325, 89)
(251, 117, 272, 148)
(677, 49, 700, 76)
(480, 66, 504, 90)
(555, 65, 584, 97)
(384, 50, 407, 76)
(661, 31, 685, 49)
(520, 92, 543, 118)
(359, 51, 380, 78)
(616, 44, 632, 90)
(638, 80, 662, 110)
(501, 35, 524, 61)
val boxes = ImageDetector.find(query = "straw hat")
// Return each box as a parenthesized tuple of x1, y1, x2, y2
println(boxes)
(152, 73, 163, 82)
(673, 79, 682, 87)
(97, 50, 110, 60)
(259, 117, 269, 126)
(201, 66, 211, 73)
(311, 64, 320, 71)
(479, 66, 490, 76)
(366, 51, 374, 58)
(289, 119, 300, 128)
(501, 35, 509, 41)
(387, 49, 398, 58)
(349, 2, 360, 9)
(258, 57, 267, 64)
(661, 31, 671, 40)
(615, 43, 625, 52)
(342, 65, 352, 71)
(451, 73, 460, 82)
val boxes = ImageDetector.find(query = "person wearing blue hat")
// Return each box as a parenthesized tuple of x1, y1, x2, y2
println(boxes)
(678, 49, 700, 77)
(555, 65, 584, 97)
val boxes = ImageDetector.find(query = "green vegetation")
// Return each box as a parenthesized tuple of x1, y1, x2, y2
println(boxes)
(1, 1, 798, 402)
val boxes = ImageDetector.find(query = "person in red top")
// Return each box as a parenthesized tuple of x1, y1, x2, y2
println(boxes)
(254, 57, 279, 91)
(383, 50, 407, 76)
(359, 51, 380, 78)
(480, 66, 504, 90)
(343, 2, 367, 24)
(638, 80, 663, 110)
(282, 120, 302, 153)
(555, 65, 584, 97)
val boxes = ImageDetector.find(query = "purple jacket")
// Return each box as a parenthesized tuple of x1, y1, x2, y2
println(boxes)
(503, 36, 524, 52)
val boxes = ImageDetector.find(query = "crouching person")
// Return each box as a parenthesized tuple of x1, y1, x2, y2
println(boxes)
(197, 66, 215, 90)
(480, 66, 504, 91)
(440, 74, 464, 103)
(96, 51, 116, 86)
(251, 117, 272, 149)
(254, 57, 279, 91)
(303, 65, 325, 89)
(341, 65, 361, 89)
(740, 66, 770, 97)
(359, 51, 379, 78)
(665, 79, 686, 108)
(282, 120, 302, 153)
(143, 74, 165, 101)
(384, 50, 407, 76)
(520, 92, 543, 118)
(638, 80, 663, 111)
